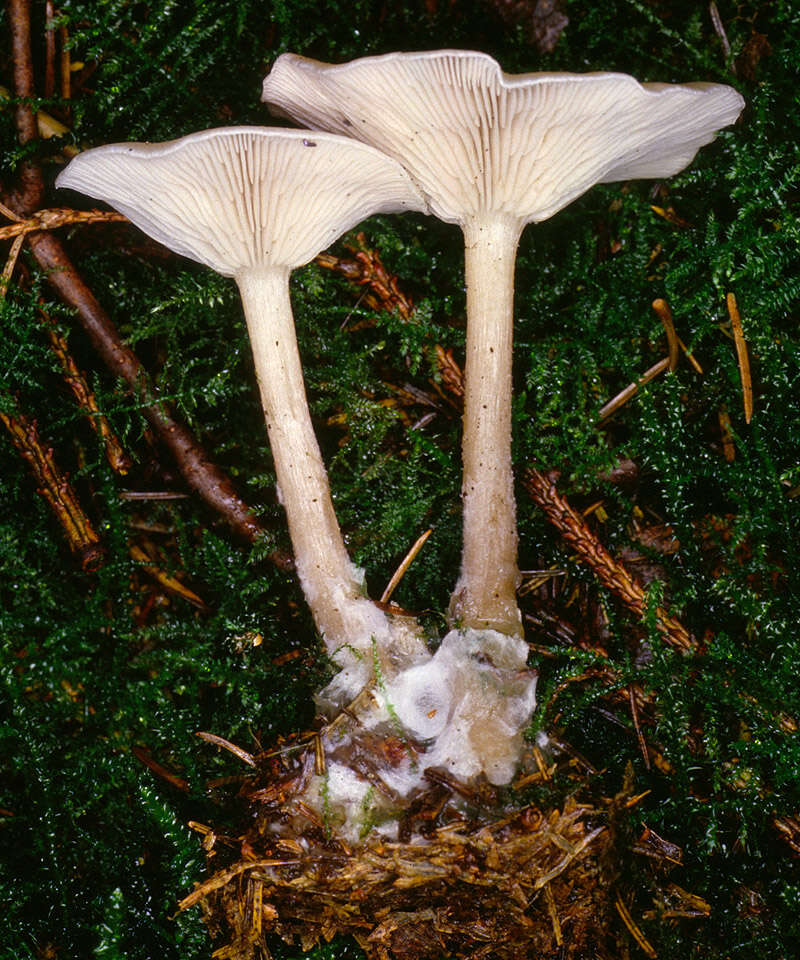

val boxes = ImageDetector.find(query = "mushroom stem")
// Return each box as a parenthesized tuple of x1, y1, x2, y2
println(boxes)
(237, 267, 386, 651)
(450, 216, 523, 638)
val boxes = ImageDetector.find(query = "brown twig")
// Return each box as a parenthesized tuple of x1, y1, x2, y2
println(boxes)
(196, 731, 256, 768)
(615, 895, 657, 958)
(650, 204, 693, 229)
(40, 308, 133, 474)
(44, 1, 56, 99)
(315, 232, 415, 322)
(598, 298, 689, 423)
(0, 207, 127, 241)
(629, 683, 651, 769)
(0, 200, 22, 223)
(718, 406, 736, 461)
(59, 22, 71, 107)
(130, 540, 208, 611)
(1, 233, 25, 298)
(4, 0, 287, 564)
(317, 236, 468, 409)
(1, 404, 104, 570)
(23, 230, 289, 560)
(773, 815, 800, 855)
(709, 1, 732, 59)
(676, 334, 704, 374)
(8, 0, 45, 212)
(524, 468, 694, 653)
(380, 528, 432, 603)
(132, 745, 190, 792)
(434, 344, 465, 399)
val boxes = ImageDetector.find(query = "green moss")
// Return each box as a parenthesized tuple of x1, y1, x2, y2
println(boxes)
(1, 1, 799, 958)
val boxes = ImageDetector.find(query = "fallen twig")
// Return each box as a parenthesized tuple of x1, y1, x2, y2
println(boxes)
(7, 0, 44, 212)
(381, 528, 432, 603)
(315, 231, 415, 323)
(40, 308, 133, 474)
(651, 298, 679, 371)
(709, 1, 732, 60)
(524, 468, 694, 653)
(3, 0, 287, 564)
(130, 540, 208, 611)
(0, 207, 127, 241)
(1, 404, 105, 570)
(615, 894, 657, 959)
(132, 745, 190, 792)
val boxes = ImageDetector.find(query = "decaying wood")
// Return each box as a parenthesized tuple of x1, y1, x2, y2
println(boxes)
(187, 734, 617, 960)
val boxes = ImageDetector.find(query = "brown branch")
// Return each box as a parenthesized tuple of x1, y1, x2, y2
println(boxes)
(0, 207, 127, 240)
(26, 229, 289, 563)
(40, 308, 133, 474)
(130, 540, 208, 611)
(132, 745, 189, 793)
(651, 298, 679, 372)
(58, 21, 71, 107)
(44, 1, 56, 99)
(7, 0, 44, 212)
(2, 216, 288, 561)
(316, 234, 467, 409)
(1, 404, 105, 570)
(773, 815, 800, 856)
(597, 356, 671, 423)
(5, 0, 285, 564)
(434, 345, 465, 399)
(315, 232, 415, 322)
(523, 468, 694, 653)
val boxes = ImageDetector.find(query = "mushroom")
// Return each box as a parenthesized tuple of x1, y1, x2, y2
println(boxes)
(262, 50, 744, 638)
(56, 127, 428, 698)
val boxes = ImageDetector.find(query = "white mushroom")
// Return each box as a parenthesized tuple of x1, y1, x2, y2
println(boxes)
(57, 127, 428, 697)
(262, 50, 744, 638)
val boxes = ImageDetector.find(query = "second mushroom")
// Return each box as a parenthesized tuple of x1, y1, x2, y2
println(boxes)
(262, 50, 745, 638)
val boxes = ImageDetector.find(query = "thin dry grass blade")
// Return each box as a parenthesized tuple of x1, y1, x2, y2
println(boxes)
(726, 292, 753, 423)
(651, 298, 679, 371)
(616, 895, 658, 958)
(381, 528, 432, 603)
(196, 731, 256, 768)
(597, 357, 670, 422)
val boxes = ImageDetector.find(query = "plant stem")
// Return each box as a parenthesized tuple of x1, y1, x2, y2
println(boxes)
(237, 267, 388, 652)
(450, 216, 523, 637)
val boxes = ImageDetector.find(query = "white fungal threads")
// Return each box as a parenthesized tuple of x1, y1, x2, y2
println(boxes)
(311, 628, 538, 841)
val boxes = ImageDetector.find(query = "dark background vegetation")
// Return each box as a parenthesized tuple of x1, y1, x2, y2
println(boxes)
(1, 1, 799, 957)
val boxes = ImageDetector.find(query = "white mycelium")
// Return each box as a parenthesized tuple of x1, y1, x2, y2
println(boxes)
(309, 628, 538, 842)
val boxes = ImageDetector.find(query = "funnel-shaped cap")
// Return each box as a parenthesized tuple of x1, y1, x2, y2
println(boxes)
(263, 51, 744, 226)
(57, 127, 427, 275)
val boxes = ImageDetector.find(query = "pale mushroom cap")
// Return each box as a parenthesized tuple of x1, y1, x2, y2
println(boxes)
(56, 127, 427, 275)
(262, 50, 745, 226)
